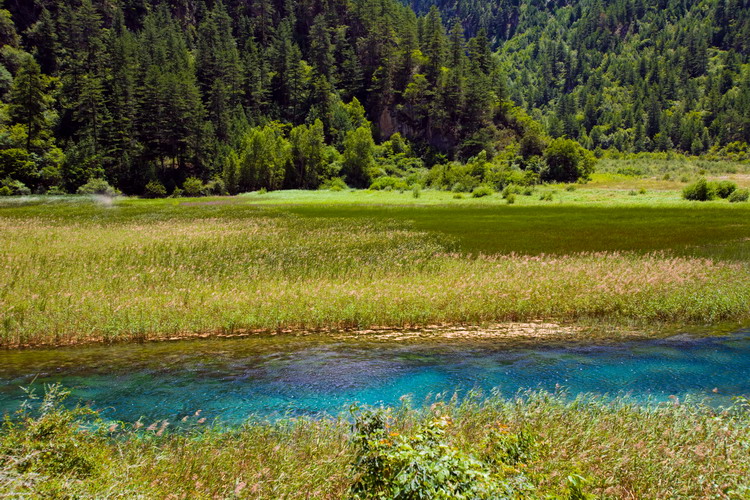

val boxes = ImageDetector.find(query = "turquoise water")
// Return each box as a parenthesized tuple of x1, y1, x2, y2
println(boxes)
(1, 330, 749, 424)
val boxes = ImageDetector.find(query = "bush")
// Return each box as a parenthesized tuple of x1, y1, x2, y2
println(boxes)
(0, 185, 11, 196)
(713, 180, 737, 199)
(182, 177, 205, 197)
(348, 409, 525, 499)
(506, 193, 516, 204)
(0, 385, 106, 481)
(472, 185, 495, 198)
(539, 192, 553, 201)
(1, 177, 31, 195)
(542, 138, 596, 183)
(205, 177, 228, 196)
(143, 180, 167, 199)
(76, 178, 118, 196)
(729, 188, 749, 203)
(682, 178, 713, 201)
(319, 177, 348, 191)
(46, 186, 66, 195)
(502, 184, 522, 198)
(412, 185, 421, 198)
(171, 187, 184, 198)
(369, 176, 408, 191)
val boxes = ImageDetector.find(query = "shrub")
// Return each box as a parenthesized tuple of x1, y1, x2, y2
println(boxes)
(713, 180, 737, 199)
(453, 193, 464, 199)
(143, 180, 167, 199)
(729, 188, 749, 203)
(348, 409, 524, 499)
(369, 176, 408, 191)
(171, 187, 184, 198)
(451, 182, 470, 193)
(565, 184, 577, 192)
(0, 385, 106, 481)
(522, 186, 534, 196)
(682, 178, 713, 201)
(76, 178, 117, 196)
(539, 192, 553, 201)
(1, 177, 31, 195)
(506, 193, 516, 204)
(182, 177, 205, 197)
(320, 177, 348, 191)
(46, 186, 66, 195)
(639, 188, 647, 195)
(0, 185, 11, 196)
(205, 177, 228, 196)
(542, 138, 596, 183)
(472, 185, 494, 198)
(412, 185, 421, 198)
(502, 184, 521, 198)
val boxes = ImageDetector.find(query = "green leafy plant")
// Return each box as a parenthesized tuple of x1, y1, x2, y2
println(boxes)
(682, 178, 713, 201)
(143, 180, 167, 199)
(76, 178, 118, 196)
(347, 408, 520, 499)
(182, 177, 205, 197)
(472, 185, 494, 198)
(729, 188, 749, 203)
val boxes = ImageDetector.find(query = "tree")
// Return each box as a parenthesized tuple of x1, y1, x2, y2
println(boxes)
(7, 57, 52, 152)
(342, 126, 375, 188)
(287, 119, 327, 189)
(238, 124, 291, 191)
(542, 138, 596, 182)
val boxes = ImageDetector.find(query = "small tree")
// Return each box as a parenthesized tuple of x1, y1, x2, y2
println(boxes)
(341, 126, 375, 188)
(182, 177, 205, 197)
(542, 138, 596, 183)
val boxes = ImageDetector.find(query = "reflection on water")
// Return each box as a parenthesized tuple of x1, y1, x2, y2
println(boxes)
(1, 330, 749, 423)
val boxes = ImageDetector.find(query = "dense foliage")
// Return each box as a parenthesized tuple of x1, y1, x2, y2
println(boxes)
(0, 0, 543, 195)
(0, 0, 748, 195)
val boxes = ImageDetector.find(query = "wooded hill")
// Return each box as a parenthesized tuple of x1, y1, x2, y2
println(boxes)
(0, 0, 748, 195)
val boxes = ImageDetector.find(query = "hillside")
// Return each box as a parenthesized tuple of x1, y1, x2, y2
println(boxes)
(0, 0, 748, 196)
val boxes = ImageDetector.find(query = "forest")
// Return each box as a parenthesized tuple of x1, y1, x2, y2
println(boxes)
(0, 0, 748, 195)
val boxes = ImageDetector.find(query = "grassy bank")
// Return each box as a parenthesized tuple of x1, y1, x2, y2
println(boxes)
(2, 193, 750, 346)
(2, 388, 749, 498)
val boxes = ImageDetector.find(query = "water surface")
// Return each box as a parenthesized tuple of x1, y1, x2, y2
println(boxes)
(1, 330, 749, 424)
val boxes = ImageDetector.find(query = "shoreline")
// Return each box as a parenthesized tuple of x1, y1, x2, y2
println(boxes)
(2, 319, 745, 351)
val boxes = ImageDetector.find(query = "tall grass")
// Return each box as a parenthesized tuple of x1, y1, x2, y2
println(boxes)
(2, 388, 749, 498)
(2, 199, 750, 345)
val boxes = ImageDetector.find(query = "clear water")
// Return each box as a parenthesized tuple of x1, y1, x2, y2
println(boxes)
(1, 330, 749, 424)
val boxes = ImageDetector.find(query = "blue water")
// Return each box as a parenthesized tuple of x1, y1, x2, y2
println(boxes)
(1, 330, 749, 424)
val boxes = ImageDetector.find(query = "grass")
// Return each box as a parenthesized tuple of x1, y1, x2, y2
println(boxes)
(2, 189, 750, 346)
(2, 387, 750, 498)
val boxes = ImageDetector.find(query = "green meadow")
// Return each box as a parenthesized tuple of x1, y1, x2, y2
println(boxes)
(2, 180, 750, 346)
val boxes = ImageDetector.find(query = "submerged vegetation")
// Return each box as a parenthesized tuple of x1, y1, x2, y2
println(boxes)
(2, 386, 750, 498)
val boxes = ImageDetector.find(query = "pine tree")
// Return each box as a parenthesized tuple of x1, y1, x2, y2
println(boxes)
(7, 57, 52, 152)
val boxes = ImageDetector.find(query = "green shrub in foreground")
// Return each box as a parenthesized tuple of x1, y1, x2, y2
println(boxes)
(76, 178, 118, 196)
(348, 408, 532, 499)
(472, 185, 494, 198)
(143, 180, 167, 198)
(182, 177, 205, 197)
(729, 188, 750, 203)
(713, 180, 738, 199)
(682, 178, 713, 201)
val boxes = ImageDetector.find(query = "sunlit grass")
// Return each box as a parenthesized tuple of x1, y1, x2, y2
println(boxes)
(3, 389, 749, 498)
(2, 195, 750, 345)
